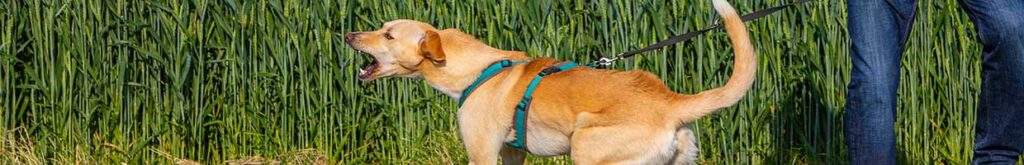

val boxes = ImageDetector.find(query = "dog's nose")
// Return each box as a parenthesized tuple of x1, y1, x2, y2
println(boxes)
(345, 32, 358, 42)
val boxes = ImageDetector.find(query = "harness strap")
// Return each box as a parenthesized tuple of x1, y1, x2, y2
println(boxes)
(506, 61, 580, 150)
(457, 59, 582, 151)
(459, 60, 526, 106)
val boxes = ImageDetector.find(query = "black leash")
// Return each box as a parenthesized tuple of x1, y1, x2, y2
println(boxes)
(587, 0, 813, 68)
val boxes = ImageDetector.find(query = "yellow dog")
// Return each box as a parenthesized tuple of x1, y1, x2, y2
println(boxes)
(344, 0, 754, 164)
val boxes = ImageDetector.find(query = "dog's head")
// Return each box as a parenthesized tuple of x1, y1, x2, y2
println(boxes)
(344, 20, 446, 81)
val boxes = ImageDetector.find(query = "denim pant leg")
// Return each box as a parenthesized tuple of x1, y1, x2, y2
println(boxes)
(845, 0, 918, 164)
(958, 0, 1024, 164)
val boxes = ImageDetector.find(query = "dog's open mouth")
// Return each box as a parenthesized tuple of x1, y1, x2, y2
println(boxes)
(358, 59, 378, 79)
(354, 49, 380, 80)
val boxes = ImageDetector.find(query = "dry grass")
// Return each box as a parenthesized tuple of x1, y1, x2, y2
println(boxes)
(1, 128, 42, 165)
(152, 147, 327, 165)
(152, 148, 203, 165)
(222, 149, 326, 165)
(224, 156, 281, 165)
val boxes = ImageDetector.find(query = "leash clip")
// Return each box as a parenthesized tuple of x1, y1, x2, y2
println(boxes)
(590, 56, 619, 68)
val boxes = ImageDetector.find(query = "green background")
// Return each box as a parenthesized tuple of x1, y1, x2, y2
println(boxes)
(0, 0, 1000, 164)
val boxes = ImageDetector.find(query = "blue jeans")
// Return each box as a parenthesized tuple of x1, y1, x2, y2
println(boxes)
(845, 0, 1024, 164)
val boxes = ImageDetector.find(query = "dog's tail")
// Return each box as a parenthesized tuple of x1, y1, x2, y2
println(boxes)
(675, 0, 756, 123)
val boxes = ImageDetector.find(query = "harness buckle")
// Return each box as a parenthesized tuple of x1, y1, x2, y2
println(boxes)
(541, 68, 561, 76)
(516, 98, 531, 110)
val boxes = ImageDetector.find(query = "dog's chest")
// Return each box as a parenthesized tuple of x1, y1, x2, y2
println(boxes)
(522, 125, 572, 156)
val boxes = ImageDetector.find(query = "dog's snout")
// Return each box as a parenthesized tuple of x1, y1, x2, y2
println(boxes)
(345, 32, 359, 42)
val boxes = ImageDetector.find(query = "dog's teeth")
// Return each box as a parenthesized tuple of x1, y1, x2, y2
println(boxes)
(359, 69, 367, 75)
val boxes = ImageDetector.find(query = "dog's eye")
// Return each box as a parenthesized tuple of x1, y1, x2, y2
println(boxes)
(384, 33, 394, 40)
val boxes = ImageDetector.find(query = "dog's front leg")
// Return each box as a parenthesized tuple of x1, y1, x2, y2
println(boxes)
(500, 146, 526, 165)
(458, 108, 510, 165)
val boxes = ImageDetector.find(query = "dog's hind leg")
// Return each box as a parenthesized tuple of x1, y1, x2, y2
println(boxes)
(669, 124, 698, 165)
(500, 146, 526, 165)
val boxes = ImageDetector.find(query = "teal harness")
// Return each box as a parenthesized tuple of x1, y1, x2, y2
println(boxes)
(458, 60, 581, 151)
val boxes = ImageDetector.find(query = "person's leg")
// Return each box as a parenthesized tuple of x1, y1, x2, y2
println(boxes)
(845, 0, 918, 164)
(957, 0, 1024, 164)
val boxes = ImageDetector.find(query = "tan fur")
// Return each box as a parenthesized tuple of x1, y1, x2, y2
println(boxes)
(344, 0, 754, 164)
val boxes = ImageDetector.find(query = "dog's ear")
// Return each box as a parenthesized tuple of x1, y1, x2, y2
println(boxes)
(419, 30, 446, 62)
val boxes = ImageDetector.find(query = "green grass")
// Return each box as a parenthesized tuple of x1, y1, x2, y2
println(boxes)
(0, 0, 1009, 164)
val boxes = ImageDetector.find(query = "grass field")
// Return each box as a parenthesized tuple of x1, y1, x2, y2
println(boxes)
(0, 0, 1010, 164)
